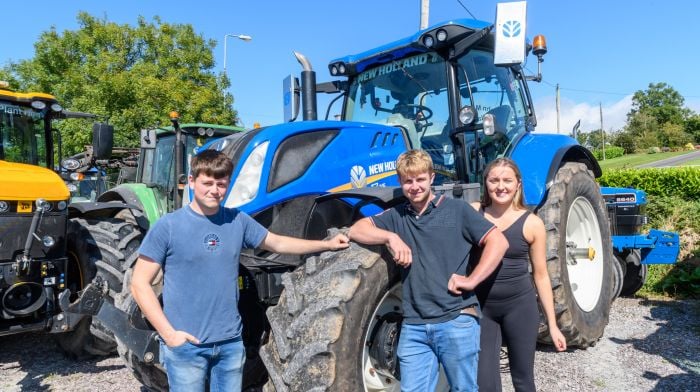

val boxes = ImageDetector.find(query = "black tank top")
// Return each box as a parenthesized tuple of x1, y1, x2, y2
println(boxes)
(485, 210, 531, 281)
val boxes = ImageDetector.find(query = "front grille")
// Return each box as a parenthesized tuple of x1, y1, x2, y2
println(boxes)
(0, 213, 67, 261)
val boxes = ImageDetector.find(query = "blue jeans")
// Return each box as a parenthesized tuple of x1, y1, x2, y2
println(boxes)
(398, 314, 480, 391)
(160, 336, 245, 392)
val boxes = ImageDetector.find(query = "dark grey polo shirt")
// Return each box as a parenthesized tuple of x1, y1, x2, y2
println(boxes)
(371, 194, 495, 324)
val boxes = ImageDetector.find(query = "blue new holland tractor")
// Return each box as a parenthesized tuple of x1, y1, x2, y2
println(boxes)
(66, 3, 679, 391)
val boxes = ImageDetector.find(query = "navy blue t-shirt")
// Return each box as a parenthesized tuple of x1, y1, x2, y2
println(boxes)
(371, 194, 495, 324)
(138, 205, 268, 343)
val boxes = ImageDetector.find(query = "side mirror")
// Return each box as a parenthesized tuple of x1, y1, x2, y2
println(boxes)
(140, 129, 157, 149)
(92, 123, 114, 160)
(283, 74, 299, 122)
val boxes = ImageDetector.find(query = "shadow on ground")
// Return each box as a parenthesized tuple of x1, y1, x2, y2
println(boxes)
(608, 299, 700, 391)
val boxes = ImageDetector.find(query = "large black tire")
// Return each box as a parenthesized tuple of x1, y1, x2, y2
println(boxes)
(619, 250, 647, 297)
(114, 267, 169, 392)
(536, 162, 614, 348)
(56, 217, 142, 358)
(260, 241, 402, 391)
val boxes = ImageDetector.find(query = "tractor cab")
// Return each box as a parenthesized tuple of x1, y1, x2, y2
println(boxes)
(341, 41, 533, 184)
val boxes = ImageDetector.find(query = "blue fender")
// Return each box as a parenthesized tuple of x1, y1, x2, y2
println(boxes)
(509, 133, 601, 207)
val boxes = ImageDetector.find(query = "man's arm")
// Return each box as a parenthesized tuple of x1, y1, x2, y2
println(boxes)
(130, 256, 199, 347)
(260, 232, 349, 255)
(448, 228, 508, 294)
(348, 217, 412, 267)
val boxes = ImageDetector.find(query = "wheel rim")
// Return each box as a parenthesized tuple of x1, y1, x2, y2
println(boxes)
(362, 283, 449, 391)
(565, 196, 604, 312)
(363, 284, 402, 392)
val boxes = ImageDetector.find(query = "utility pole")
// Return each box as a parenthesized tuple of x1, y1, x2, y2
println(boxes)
(600, 102, 605, 160)
(556, 83, 560, 133)
(420, 0, 430, 29)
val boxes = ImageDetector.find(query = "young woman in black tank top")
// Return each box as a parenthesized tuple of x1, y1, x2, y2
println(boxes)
(471, 158, 567, 391)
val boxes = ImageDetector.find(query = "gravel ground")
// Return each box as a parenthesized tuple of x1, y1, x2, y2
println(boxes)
(0, 297, 697, 391)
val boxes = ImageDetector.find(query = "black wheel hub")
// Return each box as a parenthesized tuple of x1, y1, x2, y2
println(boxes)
(368, 311, 402, 380)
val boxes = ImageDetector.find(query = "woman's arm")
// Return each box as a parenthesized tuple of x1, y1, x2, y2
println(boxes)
(526, 214, 567, 351)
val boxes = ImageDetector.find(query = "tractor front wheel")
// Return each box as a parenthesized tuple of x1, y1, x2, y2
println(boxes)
(620, 250, 647, 297)
(260, 236, 452, 391)
(56, 217, 142, 358)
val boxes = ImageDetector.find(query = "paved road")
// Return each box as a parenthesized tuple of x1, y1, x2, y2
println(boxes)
(635, 150, 700, 168)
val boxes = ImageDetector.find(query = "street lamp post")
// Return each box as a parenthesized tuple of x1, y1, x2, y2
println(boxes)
(223, 33, 252, 111)
(223, 33, 252, 76)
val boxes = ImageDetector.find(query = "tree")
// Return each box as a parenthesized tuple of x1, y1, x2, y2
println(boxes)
(659, 122, 692, 148)
(628, 82, 690, 126)
(576, 129, 607, 151)
(611, 129, 636, 154)
(624, 112, 660, 150)
(685, 114, 700, 144)
(3, 13, 236, 155)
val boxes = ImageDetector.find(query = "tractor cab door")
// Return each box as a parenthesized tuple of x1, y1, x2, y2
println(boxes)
(450, 49, 531, 184)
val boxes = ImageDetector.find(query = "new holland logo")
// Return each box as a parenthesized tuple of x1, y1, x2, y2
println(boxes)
(350, 165, 367, 188)
(502, 20, 521, 38)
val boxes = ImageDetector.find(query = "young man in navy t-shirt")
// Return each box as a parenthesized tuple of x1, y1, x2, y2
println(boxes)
(349, 149, 508, 391)
(131, 150, 349, 391)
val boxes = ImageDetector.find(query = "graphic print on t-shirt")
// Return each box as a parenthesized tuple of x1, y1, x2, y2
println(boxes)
(203, 233, 221, 253)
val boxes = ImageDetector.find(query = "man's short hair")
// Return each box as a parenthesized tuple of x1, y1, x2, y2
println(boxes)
(190, 150, 234, 179)
(396, 149, 434, 178)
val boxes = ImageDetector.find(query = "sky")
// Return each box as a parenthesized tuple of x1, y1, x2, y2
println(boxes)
(2, 0, 699, 135)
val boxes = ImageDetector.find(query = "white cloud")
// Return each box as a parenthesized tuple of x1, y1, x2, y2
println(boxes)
(533, 95, 633, 135)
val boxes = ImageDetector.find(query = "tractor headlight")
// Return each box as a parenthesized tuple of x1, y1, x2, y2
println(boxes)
(61, 158, 80, 170)
(482, 113, 496, 136)
(57, 201, 67, 211)
(225, 141, 269, 208)
(66, 183, 78, 192)
(0, 201, 8, 213)
(42, 235, 56, 248)
(36, 198, 51, 212)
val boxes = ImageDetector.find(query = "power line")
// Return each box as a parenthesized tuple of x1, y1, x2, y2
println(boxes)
(455, 0, 477, 19)
(524, 66, 700, 99)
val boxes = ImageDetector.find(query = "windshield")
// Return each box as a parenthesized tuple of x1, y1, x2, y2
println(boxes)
(141, 134, 218, 189)
(0, 101, 48, 166)
(345, 52, 450, 151)
(456, 49, 529, 181)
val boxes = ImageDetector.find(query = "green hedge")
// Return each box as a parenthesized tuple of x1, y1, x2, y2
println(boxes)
(592, 146, 624, 160)
(598, 167, 700, 200)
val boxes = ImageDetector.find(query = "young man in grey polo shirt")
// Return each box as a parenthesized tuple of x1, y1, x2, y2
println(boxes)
(349, 149, 508, 391)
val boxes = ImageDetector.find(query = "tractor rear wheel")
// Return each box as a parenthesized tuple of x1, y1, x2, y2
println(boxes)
(56, 217, 142, 358)
(260, 239, 449, 391)
(536, 162, 614, 348)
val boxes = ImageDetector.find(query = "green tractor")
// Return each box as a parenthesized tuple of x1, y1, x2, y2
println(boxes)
(87, 113, 246, 226)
